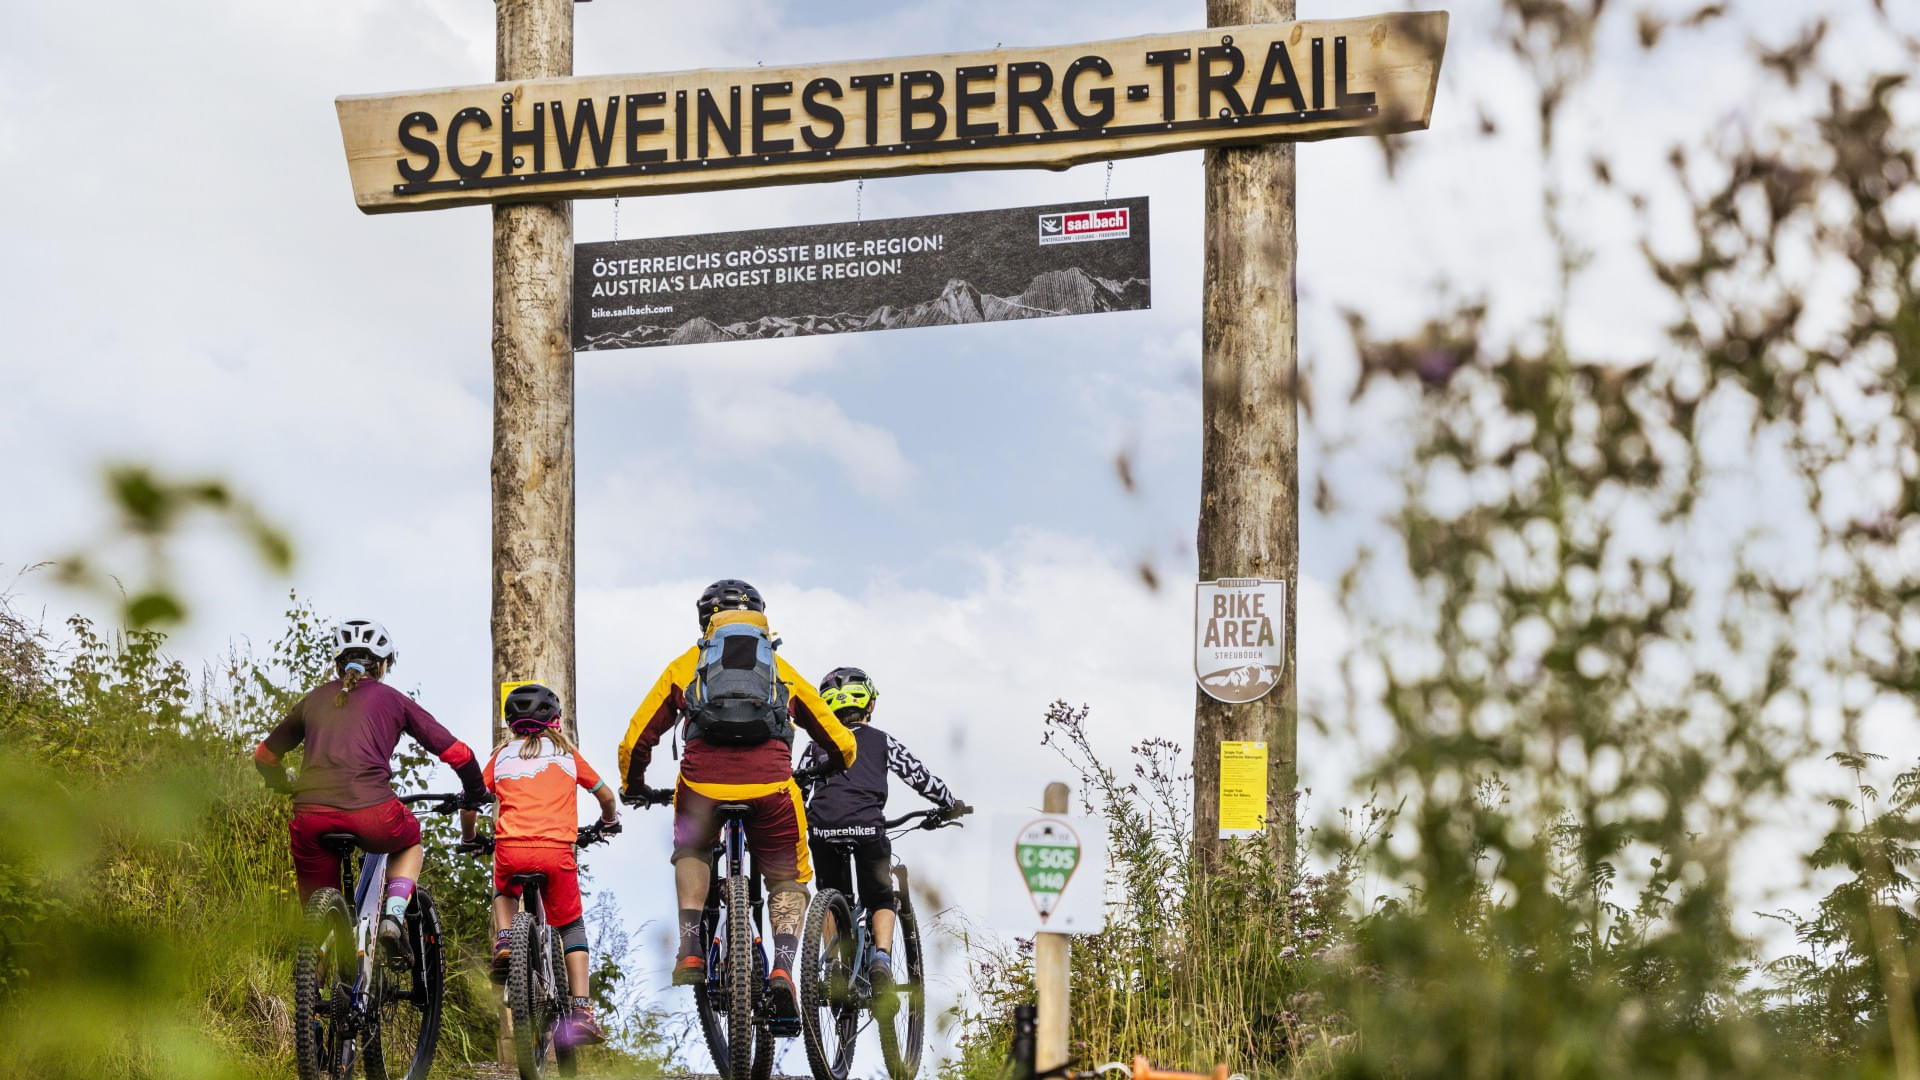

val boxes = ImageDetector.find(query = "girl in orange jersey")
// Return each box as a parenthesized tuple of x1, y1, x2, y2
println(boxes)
(469, 683, 620, 1046)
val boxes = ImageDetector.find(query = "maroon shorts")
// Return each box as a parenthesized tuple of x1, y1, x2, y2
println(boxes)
(494, 842, 582, 926)
(289, 799, 422, 900)
(671, 780, 810, 885)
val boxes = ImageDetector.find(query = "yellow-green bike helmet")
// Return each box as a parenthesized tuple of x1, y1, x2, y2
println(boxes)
(818, 666, 877, 718)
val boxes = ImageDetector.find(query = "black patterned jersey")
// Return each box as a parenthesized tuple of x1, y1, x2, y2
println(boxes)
(799, 724, 954, 837)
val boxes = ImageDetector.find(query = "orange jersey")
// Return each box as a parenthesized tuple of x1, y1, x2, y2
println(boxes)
(483, 738, 605, 847)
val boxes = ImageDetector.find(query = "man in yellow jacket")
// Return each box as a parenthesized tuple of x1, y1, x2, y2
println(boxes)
(618, 578, 856, 1019)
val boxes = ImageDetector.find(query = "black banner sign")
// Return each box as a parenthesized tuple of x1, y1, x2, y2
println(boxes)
(572, 198, 1150, 351)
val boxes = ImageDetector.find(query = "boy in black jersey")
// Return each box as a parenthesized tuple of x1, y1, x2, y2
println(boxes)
(796, 666, 968, 1002)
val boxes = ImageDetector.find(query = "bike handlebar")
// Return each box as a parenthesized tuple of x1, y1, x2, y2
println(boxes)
(576, 819, 622, 848)
(620, 786, 675, 808)
(455, 819, 622, 856)
(398, 792, 464, 813)
(885, 802, 974, 830)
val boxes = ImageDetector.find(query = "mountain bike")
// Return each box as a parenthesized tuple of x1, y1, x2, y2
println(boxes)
(293, 791, 461, 1080)
(458, 820, 621, 1080)
(798, 804, 972, 1080)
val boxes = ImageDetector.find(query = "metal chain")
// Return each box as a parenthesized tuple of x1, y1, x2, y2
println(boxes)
(856, 179, 864, 222)
(1104, 161, 1113, 202)
(613, 196, 620, 241)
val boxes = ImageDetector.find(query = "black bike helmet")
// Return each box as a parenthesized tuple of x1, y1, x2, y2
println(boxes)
(502, 682, 564, 736)
(697, 578, 765, 628)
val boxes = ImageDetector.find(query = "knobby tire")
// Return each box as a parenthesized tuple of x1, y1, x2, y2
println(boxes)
(508, 911, 552, 1080)
(726, 873, 756, 1080)
(694, 902, 732, 1080)
(876, 873, 926, 1080)
(798, 888, 860, 1080)
(294, 888, 354, 1080)
(364, 888, 445, 1080)
(551, 929, 577, 1077)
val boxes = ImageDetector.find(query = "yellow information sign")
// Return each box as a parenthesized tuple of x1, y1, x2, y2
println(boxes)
(499, 679, 537, 721)
(1219, 740, 1268, 838)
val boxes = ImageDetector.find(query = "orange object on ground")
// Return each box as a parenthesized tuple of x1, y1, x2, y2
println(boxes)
(1130, 1057, 1229, 1080)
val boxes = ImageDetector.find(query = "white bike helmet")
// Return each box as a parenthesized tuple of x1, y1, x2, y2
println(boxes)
(331, 619, 397, 668)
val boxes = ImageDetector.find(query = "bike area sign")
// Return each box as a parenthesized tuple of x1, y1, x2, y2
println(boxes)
(335, 13, 1447, 212)
(574, 199, 1150, 349)
(992, 813, 1107, 935)
(1195, 578, 1286, 703)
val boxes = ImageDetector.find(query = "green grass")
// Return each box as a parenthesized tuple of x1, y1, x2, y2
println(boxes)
(0, 598, 668, 1079)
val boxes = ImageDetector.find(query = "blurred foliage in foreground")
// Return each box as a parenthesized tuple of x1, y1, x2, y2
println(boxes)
(944, 709, 1920, 1080)
(0, 595, 674, 1078)
(951, 0, 1920, 1077)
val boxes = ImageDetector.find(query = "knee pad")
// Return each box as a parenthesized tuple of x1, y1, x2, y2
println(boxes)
(559, 917, 589, 954)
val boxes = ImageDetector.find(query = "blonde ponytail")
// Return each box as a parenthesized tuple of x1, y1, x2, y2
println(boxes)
(496, 726, 581, 760)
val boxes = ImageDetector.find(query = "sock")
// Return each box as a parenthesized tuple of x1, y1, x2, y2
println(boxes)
(773, 934, 798, 976)
(382, 876, 416, 919)
(678, 909, 705, 961)
(571, 996, 592, 1012)
(494, 929, 511, 951)
(872, 947, 891, 968)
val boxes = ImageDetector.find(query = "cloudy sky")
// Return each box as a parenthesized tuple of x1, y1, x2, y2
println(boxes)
(4, 0, 1905, 1070)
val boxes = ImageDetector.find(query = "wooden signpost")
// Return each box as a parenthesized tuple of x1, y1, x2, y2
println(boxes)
(339, 0, 1445, 933)
(337, 13, 1445, 213)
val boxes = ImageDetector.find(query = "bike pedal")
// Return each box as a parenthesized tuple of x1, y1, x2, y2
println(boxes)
(767, 1017, 802, 1038)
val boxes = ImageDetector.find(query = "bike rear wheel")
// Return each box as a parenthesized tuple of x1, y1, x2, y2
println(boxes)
(876, 872, 926, 1080)
(798, 889, 861, 1080)
(294, 888, 355, 1080)
(725, 874, 756, 1080)
(508, 911, 558, 1080)
(364, 887, 445, 1080)
(694, 902, 733, 1079)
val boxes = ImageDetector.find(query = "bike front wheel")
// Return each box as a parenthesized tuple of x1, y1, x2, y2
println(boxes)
(293, 888, 355, 1080)
(876, 871, 926, 1080)
(798, 889, 860, 1080)
(365, 887, 446, 1080)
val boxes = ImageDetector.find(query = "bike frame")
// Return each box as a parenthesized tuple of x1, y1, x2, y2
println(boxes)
(341, 850, 390, 1008)
(816, 839, 882, 999)
(826, 809, 949, 992)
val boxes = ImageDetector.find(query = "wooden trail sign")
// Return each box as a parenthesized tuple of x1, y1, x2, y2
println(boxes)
(336, 11, 1447, 213)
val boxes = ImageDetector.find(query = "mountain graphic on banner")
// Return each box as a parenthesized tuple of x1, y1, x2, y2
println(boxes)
(580, 267, 1150, 350)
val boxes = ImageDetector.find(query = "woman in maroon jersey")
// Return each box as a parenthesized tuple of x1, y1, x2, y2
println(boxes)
(252, 618, 487, 966)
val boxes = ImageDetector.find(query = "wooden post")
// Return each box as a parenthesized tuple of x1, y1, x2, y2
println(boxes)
(491, 0, 572, 1060)
(1035, 781, 1072, 1074)
(1193, 0, 1299, 877)
(490, 0, 576, 746)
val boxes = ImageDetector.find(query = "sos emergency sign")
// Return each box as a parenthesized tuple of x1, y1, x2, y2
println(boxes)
(991, 813, 1108, 935)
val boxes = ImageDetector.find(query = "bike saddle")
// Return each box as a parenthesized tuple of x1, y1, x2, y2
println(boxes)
(716, 803, 753, 818)
(509, 872, 549, 890)
(317, 832, 361, 855)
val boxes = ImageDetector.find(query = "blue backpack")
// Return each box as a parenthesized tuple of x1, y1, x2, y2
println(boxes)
(684, 623, 793, 747)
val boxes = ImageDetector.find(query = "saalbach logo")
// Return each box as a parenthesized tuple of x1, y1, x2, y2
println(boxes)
(1037, 207, 1131, 245)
